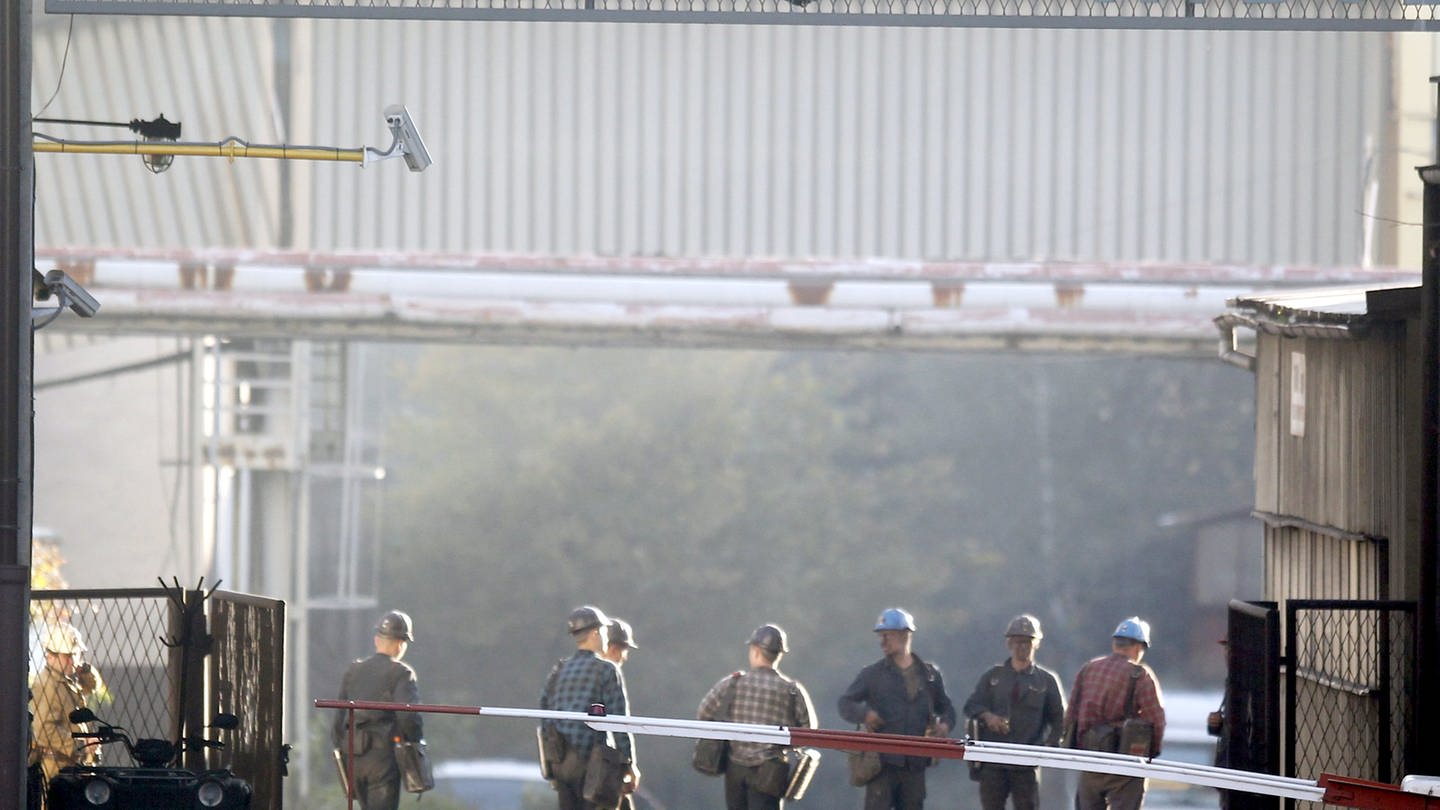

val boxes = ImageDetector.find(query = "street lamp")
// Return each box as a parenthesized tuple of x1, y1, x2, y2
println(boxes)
(33, 113, 182, 173)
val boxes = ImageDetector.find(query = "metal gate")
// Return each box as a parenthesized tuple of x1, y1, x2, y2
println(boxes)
(29, 585, 286, 810)
(1225, 600, 1416, 810)
(209, 591, 287, 810)
(1225, 600, 1281, 810)
(1284, 600, 1414, 794)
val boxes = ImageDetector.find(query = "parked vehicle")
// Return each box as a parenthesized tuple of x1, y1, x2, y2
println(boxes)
(431, 758, 550, 810)
(46, 707, 251, 809)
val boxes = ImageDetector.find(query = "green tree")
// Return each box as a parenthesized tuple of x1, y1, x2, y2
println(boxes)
(368, 345, 1254, 808)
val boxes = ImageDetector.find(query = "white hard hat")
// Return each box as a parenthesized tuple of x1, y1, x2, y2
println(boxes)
(43, 624, 86, 654)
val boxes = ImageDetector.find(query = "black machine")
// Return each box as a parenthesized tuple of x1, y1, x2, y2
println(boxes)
(47, 708, 252, 809)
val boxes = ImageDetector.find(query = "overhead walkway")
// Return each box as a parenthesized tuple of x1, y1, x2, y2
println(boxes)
(35, 247, 1420, 355)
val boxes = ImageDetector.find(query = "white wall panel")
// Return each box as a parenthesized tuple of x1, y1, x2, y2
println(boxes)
(32, 9, 1391, 266)
(32, 11, 280, 248)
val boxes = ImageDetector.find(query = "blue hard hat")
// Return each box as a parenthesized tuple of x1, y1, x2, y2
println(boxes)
(874, 607, 916, 633)
(1113, 616, 1152, 646)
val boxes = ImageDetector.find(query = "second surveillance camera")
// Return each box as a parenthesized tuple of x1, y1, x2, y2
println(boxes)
(45, 269, 101, 318)
(383, 104, 432, 173)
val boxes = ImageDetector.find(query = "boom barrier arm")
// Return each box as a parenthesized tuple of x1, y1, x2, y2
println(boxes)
(313, 699, 1439, 810)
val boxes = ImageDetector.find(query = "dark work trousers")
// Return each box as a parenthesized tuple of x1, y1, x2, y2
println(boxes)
(349, 747, 401, 810)
(555, 773, 591, 810)
(978, 764, 1040, 810)
(725, 762, 783, 810)
(864, 765, 927, 810)
(1075, 771, 1146, 810)
(554, 751, 603, 810)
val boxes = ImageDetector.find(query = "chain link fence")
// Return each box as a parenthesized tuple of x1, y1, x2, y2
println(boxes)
(29, 588, 179, 750)
(29, 586, 286, 809)
(1285, 600, 1414, 806)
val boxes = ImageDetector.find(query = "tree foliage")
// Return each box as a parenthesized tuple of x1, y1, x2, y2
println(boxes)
(358, 345, 1253, 808)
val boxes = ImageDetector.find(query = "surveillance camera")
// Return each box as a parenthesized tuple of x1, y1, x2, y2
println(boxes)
(32, 268, 51, 301)
(383, 104, 432, 173)
(44, 269, 101, 318)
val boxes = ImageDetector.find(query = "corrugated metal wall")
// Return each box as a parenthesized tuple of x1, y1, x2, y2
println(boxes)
(31, 10, 1390, 264)
(31, 11, 283, 248)
(1253, 328, 1410, 601)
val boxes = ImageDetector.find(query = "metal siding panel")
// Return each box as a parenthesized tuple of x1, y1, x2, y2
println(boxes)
(32, 14, 279, 249)
(1049, 29, 1077, 259)
(747, 26, 770, 256)
(438, 21, 467, 252)
(637, 24, 664, 256)
(920, 28, 945, 260)
(1138, 34, 1163, 260)
(32, 18, 1393, 266)
(962, 30, 986, 256)
(1081, 31, 1105, 258)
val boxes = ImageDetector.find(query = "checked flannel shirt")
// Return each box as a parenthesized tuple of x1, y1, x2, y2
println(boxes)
(697, 666, 816, 766)
(539, 649, 634, 760)
(1063, 652, 1166, 754)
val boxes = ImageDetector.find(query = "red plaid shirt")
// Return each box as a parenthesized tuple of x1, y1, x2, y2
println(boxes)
(1064, 652, 1166, 753)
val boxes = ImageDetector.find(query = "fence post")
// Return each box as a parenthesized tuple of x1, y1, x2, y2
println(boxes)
(1283, 600, 1298, 810)
(182, 588, 209, 772)
(167, 587, 211, 771)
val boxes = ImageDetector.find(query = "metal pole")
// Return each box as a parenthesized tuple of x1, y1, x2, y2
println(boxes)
(1415, 74, 1440, 778)
(0, 0, 33, 804)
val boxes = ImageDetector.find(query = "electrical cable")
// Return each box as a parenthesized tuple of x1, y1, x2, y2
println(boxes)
(33, 14, 75, 121)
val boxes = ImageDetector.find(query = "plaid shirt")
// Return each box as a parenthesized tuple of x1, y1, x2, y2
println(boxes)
(539, 650, 634, 760)
(1064, 652, 1166, 752)
(697, 667, 815, 766)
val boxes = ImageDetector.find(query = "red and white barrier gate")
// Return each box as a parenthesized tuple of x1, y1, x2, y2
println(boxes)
(314, 699, 1440, 810)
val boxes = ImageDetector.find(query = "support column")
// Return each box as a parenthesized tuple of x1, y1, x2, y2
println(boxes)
(0, 0, 33, 805)
(1416, 75, 1440, 777)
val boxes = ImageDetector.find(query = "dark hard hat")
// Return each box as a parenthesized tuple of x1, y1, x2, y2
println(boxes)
(1005, 614, 1043, 640)
(608, 618, 638, 649)
(375, 610, 415, 642)
(568, 605, 610, 635)
(748, 623, 789, 655)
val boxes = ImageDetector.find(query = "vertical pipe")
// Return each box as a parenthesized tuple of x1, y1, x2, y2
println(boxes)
(1415, 74, 1440, 778)
(289, 340, 311, 799)
(0, 0, 33, 804)
(273, 20, 293, 250)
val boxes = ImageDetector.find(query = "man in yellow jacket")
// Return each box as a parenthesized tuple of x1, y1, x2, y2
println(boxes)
(29, 623, 102, 804)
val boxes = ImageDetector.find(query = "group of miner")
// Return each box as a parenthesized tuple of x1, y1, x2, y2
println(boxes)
(332, 606, 1167, 810)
